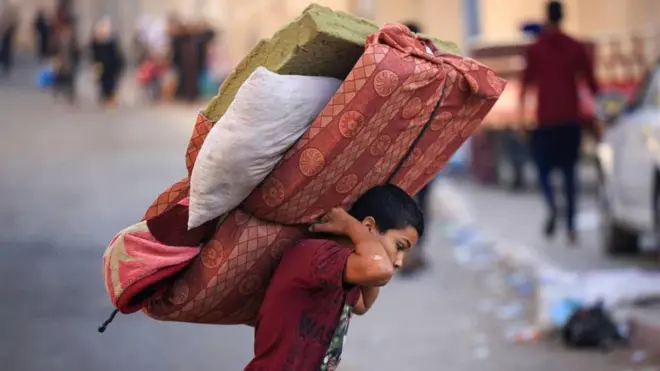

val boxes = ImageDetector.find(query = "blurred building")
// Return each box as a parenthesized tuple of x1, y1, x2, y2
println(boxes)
(7, 0, 225, 52)
(218, 0, 660, 64)
(6, 0, 660, 63)
(478, 0, 660, 42)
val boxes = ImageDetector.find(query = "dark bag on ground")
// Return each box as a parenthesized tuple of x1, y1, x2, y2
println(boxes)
(561, 301, 626, 351)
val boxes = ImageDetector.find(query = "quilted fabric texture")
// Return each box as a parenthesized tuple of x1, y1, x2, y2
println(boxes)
(142, 178, 190, 220)
(133, 24, 504, 326)
(241, 24, 505, 223)
(144, 210, 304, 324)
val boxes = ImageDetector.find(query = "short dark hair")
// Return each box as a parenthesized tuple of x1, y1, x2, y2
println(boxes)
(349, 184, 425, 238)
(546, 1, 563, 25)
(403, 22, 422, 34)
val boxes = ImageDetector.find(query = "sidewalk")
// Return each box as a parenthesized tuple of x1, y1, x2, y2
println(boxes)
(438, 177, 660, 360)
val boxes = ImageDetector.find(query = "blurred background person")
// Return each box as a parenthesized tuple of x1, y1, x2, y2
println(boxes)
(193, 20, 215, 101)
(34, 8, 52, 63)
(0, 2, 18, 76)
(175, 22, 198, 103)
(136, 50, 166, 102)
(134, 15, 169, 103)
(133, 15, 151, 65)
(134, 15, 169, 64)
(167, 15, 187, 102)
(52, 22, 79, 104)
(91, 17, 125, 108)
(519, 1, 600, 244)
(52, 2, 74, 38)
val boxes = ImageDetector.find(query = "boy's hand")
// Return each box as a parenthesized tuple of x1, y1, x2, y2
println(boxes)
(309, 208, 359, 235)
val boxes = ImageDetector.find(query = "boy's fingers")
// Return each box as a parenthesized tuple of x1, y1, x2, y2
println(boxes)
(309, 223, 324, 233)
(309, 222, 335, 234)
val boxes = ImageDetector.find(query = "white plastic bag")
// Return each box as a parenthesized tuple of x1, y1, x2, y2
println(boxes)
(188, 67, 342, 229)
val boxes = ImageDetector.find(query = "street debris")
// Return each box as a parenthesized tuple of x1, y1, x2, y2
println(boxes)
(505, 325, 542, 344)
(497, 301, 524, 321)
(432, 178, 660, 366)
(633, 350, 650, 364)
(561, 301, 627, 351)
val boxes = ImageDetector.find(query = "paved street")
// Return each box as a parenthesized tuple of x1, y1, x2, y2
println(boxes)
(447, 179, 660, 272)
(1, 70, 658, 371)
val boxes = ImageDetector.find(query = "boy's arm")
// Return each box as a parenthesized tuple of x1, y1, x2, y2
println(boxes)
(310, 208, 394, 287)
(353, 286, 380, 315)
(343, 219, 394, 287)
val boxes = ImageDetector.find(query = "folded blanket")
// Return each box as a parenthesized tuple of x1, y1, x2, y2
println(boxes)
(103, 198, 221, 314)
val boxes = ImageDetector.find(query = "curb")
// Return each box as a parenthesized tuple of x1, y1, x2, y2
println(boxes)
(630, 310, 660, 356)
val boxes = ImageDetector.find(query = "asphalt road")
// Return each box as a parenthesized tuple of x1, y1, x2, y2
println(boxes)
(1, 69, 658, 371)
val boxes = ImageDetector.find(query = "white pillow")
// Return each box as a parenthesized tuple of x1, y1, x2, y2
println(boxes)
(188, 67, 342, 229)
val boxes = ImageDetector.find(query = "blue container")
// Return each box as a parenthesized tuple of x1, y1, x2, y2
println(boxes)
(36, 66, 55, 88)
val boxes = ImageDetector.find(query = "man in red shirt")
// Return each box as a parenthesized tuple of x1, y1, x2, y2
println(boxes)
(244, 185, 424, 370)
(520, 1, 600, 243)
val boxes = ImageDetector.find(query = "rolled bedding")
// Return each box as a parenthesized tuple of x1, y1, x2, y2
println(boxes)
(101, 4, 506, 325)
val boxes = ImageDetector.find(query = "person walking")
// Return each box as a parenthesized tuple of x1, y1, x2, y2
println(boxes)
(0, 3, 18, 76)
(174, 24, 199, 102)
(519, 1, 600, 244)
(192, 21, 215, 101)
(34, 9, 52, 62)
(90, 18, 125, 108)
(52, 23, 79, 104)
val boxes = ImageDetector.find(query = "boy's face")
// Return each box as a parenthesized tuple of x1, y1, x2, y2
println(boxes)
(362, 217, 419, 271)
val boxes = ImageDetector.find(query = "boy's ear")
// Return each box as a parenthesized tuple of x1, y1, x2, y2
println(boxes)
(361, 216, 377, 232)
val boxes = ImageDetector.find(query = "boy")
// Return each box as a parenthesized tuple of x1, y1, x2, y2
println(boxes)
(245, 184, 424, 371)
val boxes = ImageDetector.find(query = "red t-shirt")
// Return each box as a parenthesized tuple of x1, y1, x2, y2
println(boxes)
(244, 239, 360, 371)
(522, 28, 600, 125)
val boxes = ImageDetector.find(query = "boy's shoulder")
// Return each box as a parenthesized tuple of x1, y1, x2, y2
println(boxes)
(282, 238, 354, 275)
(294, 237, 352, 251)
(282, 238, 353, 262)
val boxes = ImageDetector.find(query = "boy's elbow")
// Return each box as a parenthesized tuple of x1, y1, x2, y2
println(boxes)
(361, 261, 394, 287)
(346, 255, 394, 286)
(353, 305, 368, 316)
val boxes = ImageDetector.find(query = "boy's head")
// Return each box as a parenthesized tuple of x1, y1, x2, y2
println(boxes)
(349, 184, 424, 270)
